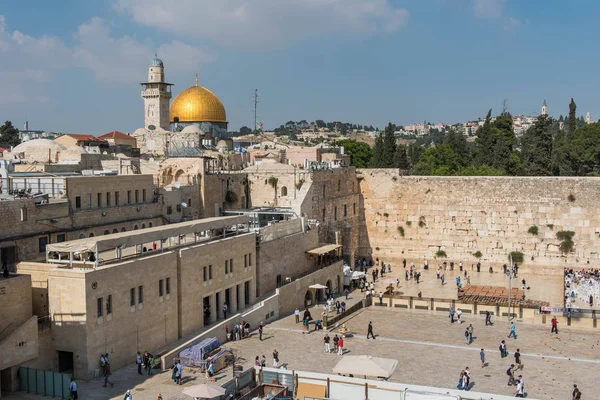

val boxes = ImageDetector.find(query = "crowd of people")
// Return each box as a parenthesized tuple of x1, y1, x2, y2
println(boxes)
(565, 268, 599, 308)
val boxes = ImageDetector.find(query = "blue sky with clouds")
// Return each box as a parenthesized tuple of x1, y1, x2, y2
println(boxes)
(1, 0, 598, 134)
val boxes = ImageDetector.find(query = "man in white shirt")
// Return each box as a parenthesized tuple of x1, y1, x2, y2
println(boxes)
(515, 380, 524, 397)
(294, 308, 300, 323)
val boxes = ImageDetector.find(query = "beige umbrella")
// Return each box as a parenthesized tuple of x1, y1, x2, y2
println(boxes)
(309, 283, 328, 289)
(332, 355, 398, 378)
(182, 383, 226, 399)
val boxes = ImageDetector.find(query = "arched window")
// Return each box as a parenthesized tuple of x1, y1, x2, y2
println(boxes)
(89, 233, 95, 238)
(104, 230, 110, 235)
(149, 222, 153, 228)
(142, 223, 146, 229)
(134, 225, 139, 230)
(112, 229, 118, 233)
(280, 186, 288, 197)
(79, 233, 85, 239)
(121, 227, 126, 232)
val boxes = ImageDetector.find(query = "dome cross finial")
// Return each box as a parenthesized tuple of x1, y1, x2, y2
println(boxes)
(195, 73, 198, 86)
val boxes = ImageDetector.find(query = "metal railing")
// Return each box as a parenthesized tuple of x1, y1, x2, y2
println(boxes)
(38, 315, 51, 332)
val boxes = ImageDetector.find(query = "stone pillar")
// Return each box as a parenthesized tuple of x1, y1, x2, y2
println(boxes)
(237, 284, 244, 311)
(248, 279, 256, 305)
(210, 293, 217, 323)
(230, 286, 238, 314)
(217, 290, 225, 320)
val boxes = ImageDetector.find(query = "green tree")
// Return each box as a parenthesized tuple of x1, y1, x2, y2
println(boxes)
(565, 122, 600, 175)
(521, 114, 553, 175)
(411, 145, 467, 175)
(0, 121, 20, 147)
(474, 109, 494, 166)
(239, 126, 252, 135)
(337, 139, 373, 168)
(371, 132, 384, 167)
(394, 144, 410, 169)
(569, 98, 577, 134)
(315, 120, 326, 128)
(381, 122, 397, 167)
(407, 143, 424, 168)
(442, 128, 470, 162)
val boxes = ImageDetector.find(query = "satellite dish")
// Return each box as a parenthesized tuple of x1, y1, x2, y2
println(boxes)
(174, 182, 181, 189)
(180, 202, 188, 208)
(148, 125, 156, 131)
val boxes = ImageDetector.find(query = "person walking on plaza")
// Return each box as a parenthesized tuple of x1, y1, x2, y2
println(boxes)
(480, 349, 485, 368)
(515, 379, 524, 397)
(456, 308, 463, 324)
(136, 351, 142, 375)
(506, 364, 515, 386)
(508, 322, 517, 339)
(337, 336, 344, 355)
(464, 327, 470, 345)
(295, 307, 300, 323)
(405, 270, 409, 281)
(258, 322, 264, 340)
(324, 334, 331, 353)
(272, 349, 279, 368)
(514, 348, 522, 370)
(176, 361, 183, 384)
(499, 340, 507, 358)
(333, 334, 339, 352)
(148, 355, 155, 376)
(344, 288, 349, 300)
(551, 316, 559, 334)
(437, 268, 441, 279)
(485, 311, 493, 326)
(441, 274, 445, 285)
(467, 324, 473, 344)
(449, 306, 455, 323)
(124, 389, 133, 400)
(69, 378, 78, 399)
(379, 291, 383, 305)
(572, 384, 582, 399)
(367, 321, 375, 339)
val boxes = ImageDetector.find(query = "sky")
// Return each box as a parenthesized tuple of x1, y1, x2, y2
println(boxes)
(1, 0, 599, 135)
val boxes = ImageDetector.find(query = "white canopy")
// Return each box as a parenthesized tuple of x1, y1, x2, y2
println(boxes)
(182, 383, 226, 398)
(46, 215, 249, 254)
(351, 271, 366, 280)
(332, 355, 398, 378)
(309, 284, 328, 289)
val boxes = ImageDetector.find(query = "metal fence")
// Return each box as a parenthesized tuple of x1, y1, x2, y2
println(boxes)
(220, 368, 255, 398)
(19, 367, 71, 399)
(324, 296, 372, 328)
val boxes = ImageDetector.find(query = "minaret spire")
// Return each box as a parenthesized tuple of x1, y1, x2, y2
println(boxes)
(195, 73, 198, 86)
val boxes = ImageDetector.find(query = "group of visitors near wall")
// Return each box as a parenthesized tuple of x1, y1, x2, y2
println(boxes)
(565, 268, 599, 308)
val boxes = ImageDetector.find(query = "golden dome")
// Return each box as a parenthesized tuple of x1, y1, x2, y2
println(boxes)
(170, 82, 227, 124)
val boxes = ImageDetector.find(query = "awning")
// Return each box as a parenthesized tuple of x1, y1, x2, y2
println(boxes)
(332, 355, 398, 378)
(306, 244, 341, 255)
(351, 271, 366, 280)
(309, 284, 328, 289)
(46, 215, 249, 254)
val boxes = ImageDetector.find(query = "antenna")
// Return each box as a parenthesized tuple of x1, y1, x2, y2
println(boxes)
(253, 89, 259, 132)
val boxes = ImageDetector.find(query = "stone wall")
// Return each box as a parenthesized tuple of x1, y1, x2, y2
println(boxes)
(359, 171, 600, 272)
(0, 274, 33, 341)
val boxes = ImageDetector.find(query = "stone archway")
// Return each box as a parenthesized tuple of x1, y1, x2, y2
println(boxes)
(326, 279, 332, 293)
(174, 169, 185, 184)
(336, 275, 341, 294)
(304, 290, 313, 308)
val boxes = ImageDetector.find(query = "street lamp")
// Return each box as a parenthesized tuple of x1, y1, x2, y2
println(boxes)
(507, 254, 514, 322)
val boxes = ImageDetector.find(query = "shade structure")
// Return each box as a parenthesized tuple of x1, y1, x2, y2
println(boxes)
(332, 355, 398, 378)
(351, 271, 366, 280)
(309, 284, 328, 289)
(182, 383, 226, 398)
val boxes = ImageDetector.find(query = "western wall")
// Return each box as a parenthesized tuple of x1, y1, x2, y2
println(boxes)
(358, 170, 600, 274)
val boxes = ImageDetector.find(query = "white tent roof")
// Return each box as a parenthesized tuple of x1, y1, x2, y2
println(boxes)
(332, 355, 398, 378)
(351, 271, 366, 280)
(46, 215, 249, 254)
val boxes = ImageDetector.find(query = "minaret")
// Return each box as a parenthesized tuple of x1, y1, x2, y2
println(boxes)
(585, 112, 591, 124)
(140, 54, 172, 131)
(541, 100, 548, 116)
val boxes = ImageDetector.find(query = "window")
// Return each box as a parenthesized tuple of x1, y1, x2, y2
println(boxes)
(187, 198, 191, 207)
(203, 266, 207, 282)
(225, 259, 229, 274)
(87, 193, 92, 209)
(167, 206, 173, 215)
(127, 190, 131, 204)
(353, 202, 356, 215)
(115, 191, 120, 206)
(106, 295, 112, 315)
(106, 192, 111, 207)
(138, 285, 144, 304)
(323, 185, 326, 197)
(97, 297, 103, 317)
(209, 265, 213, 280)
(248, 253, 252, 266)
(244, 254, 248, 268)
(75, 196, 81, 209)
(149, 222, 153, 228)
(322, 208, 326, 222)
(166, 277, 171, 295)
(176, 204, 182, 213)
(130, 288, 135, 306)
(143, 189, 147, 202)
(97, 193, 102, 208)
(281, 186, 288, 196)
(159, 279, 164, 297)
(20, 207, 27, 221)
(38, 236, 48, 253)
(334, 206, 337, 220)
(135, 190, 139, 203)
(57, 234, 66, 243)
(344, 204, 347, 217)
(338, 180, 341, 191)
(230, 258, 233, 273)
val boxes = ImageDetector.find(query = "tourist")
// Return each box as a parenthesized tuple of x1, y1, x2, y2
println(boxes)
(457, 370, 465, 390)
(344, 288, 349, 300)
(207, 360, 215, 382)
(456, 308, 463, 324)
(148, 355, 155, 376)
(272, 349, 279, 368)
(69, 378, 78, 399)
(466, 275, 470, 284)
(244, 321, 250, 337)
(324, 334, 331, 353)
(335, 300, 341, 314)
(124, 389, 132, 400)
(464, 327, 470, 345)
(295, 308, 300, 323)
(417, 291, 422, 298)
(405, 270, 409, 281)
(379, 291, 383, 305)
(176, 361, 183, 384)
(333, 334, 339, 352)
(480, 349, 485, 368)
(157, 394, 163, 400)
(459, 262, 463, 272)
(396, 277, 400, 288)
(441, 274, 445, 285)
(467, 324, 474, 343)
(572, 384, 582, 399)
(437, 268, 441, 279)
(388, 263, 392, 273)
(261, 355, 266, 367)
(100, 354, 107, 376)
(514, 348, 522, 370)
(415, 272, 420, 284)
(136, 352, 142, 375)
(143, 351, 150, 372)
(367, 321, 375, 339)
(223, 303, 228, 319)
(551, 316, 559, 334)
(518, 375, 524, 394)
(477, 262, 481, 272)
(403, 259, 407, 269)
(337, 336, 344, 355)
(341, 301, 346, 312)
(508, 322, 517, 339)
(506, 364, 515, 386)
(455, 276, 461, 287)
(485, 311, 492, 326)
(515, 379, 524, 397)
(464, 367, 470, 387)
(259, 322, 264, 340)
(449, 306, 455, 323)
(255, 356, 260, 366)
(499, 340, 507, 358)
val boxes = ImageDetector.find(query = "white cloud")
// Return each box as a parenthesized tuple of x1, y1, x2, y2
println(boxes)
(0, 15, 214, 105)
(503, 16, 520, 32)
(116, 0, 409, 49)
(473, 0, 505, 19)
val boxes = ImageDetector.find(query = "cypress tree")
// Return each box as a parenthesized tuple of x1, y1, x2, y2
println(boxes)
(394, 144, 410, 169)
(0, 121, 20, 147)
(371, 132, 384, 167)
(569, 98, 577, 134)
(521, 114, 553, 175)
(381, 122, 397, 167)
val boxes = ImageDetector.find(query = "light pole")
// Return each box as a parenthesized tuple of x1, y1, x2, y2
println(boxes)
(507, 254, 513, 322)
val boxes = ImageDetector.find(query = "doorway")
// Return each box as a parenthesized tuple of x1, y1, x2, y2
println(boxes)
(215, 292, 221, 320)
(244, 281, 250, 306)
(1, 246, 17, 272)
(225, 288, 231, 310)
(203, 296, 211, 326)
(57, 351, 74, 373)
